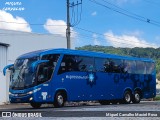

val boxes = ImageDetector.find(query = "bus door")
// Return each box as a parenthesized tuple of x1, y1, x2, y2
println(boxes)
(35, 54, 60, 102)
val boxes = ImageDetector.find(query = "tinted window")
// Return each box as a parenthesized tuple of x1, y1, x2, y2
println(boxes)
(105, 59, 124, 73)
(95, 58, 124, 73)
(78, 56, 94, 72)
(37, 54, 60, 84)
(124, 60, 136, 74)
(95, 58, 107, 72)
(146, 62, 155, 74)
(58, 55, 94, 74)
(136, 61, 146, 74)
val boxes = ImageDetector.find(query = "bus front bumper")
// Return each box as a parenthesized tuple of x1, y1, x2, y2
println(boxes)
(9, 94, 34, 103)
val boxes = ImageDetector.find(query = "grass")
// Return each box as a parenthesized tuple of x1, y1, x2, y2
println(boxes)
(154, 95, 160, 101)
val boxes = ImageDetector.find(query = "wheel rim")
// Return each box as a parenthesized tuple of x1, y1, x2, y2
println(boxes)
(125, 93, 131, 103)
(57, 95, 64, 105)
(135, 93, 140, 101)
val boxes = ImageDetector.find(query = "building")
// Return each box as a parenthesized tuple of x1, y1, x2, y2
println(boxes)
(0, 29, 74, 104)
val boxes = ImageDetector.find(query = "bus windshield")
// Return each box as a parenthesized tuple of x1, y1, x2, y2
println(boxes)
(10, 54, 60, 90)
(10, 57, 38, 90)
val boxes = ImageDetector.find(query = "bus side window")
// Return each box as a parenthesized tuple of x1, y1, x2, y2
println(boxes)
(37, 64, 49, 84)
(136, 61, 146, 74)
(105, 59, 123, 73)
(37, 54, 60, 83)
(95, 58, 106, 72)
(124, 60, 136, 74)
(59, 62, 66, 74)
(146, 62, 155, 74)
(78, 57, 94, 72)
(58, 55, 94, 74)
(58, 55, 75, 74)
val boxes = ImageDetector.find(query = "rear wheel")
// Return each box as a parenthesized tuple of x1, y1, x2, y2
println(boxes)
(123, 91, 132, 104)
(54, 92, 65, 108)
(30, 103, 42, 109)
(132, 91, 141, 103)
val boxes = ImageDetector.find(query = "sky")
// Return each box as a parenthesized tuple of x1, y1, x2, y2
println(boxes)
(0, 0, 160, 48)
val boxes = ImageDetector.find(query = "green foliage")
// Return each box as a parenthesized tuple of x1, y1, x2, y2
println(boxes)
(154, 95, 160, 101)
(76, 45, 160, 77)
(157, 73, 160, 81)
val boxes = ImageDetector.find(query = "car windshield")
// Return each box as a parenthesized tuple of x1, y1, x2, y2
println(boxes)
(10, 56, 38, 90)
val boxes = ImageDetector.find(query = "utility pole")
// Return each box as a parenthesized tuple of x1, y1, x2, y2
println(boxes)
(66, 0, 71, 49)
(66, 0, 82, 49)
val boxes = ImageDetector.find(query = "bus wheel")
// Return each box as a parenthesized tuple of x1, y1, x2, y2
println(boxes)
(30, 103, 42, 109)
(54, 92, 65, 108)
(99, 100, 110, 105)
(123, 91, 132, 104)
(132, 91, 141, 103)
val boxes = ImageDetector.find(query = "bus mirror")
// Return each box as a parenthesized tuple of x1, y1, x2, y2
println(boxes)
(3, 64, 14, 76)
(30, 60, 49, 73)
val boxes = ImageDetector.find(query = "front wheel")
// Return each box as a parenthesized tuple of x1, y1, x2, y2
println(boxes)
(30, 103, 42, 109)
(132, 91, 141, 103)
(54, 92, 65, 108)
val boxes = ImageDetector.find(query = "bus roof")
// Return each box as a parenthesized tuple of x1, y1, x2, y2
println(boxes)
(18, 48, 154, 62)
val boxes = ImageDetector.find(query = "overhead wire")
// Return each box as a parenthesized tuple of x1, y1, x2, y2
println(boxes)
(143, 0, 160, 5)
(70, 0, 83, 27)
(88, 0, 160, 27)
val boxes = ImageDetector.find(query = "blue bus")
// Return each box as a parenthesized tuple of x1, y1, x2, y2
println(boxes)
(3, 48, 156, 108)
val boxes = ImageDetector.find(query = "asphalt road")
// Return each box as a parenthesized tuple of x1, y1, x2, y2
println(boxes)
(0, 101, 160, 119)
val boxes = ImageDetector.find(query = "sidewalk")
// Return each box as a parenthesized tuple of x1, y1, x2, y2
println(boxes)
(0, 103, 31, 110)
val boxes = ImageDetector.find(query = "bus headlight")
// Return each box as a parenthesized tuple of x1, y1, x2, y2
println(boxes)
(29, 97, 33, 101)
(27, 91, 33, 95)
(9, 92, 11, 95)
(27, 88, 41, 95)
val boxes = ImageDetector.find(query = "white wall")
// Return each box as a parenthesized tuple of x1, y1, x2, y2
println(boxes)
(0, 73, 7, 104)
(0, 29, 74, 104)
